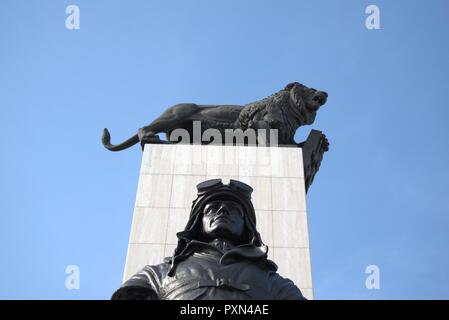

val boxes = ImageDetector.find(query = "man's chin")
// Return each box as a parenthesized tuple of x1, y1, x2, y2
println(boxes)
(210, 224, 232, 234)
(208, 225, 233, 238)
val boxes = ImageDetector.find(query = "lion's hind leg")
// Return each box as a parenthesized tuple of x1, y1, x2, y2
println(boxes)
(139, 103, 199, 145)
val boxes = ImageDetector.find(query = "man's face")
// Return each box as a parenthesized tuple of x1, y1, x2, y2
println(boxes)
(202, 199, 245, 242)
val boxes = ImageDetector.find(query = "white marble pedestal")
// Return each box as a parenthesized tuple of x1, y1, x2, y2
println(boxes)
(123, 144, 314, 299)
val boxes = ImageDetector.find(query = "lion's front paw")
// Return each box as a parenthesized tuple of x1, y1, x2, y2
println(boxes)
(320, 134, 329, 152)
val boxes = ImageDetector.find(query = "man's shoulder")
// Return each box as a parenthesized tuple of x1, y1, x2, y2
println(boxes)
(142, 260, 172, 278)
(111, 261, 171, 300)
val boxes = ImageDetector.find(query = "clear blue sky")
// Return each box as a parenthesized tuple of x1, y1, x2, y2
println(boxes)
(1, 0, 448, 299)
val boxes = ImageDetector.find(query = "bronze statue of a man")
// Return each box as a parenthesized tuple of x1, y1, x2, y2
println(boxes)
(112, 179, 305, 300)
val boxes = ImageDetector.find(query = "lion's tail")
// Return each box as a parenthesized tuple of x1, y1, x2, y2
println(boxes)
(102, 128, 139, 151)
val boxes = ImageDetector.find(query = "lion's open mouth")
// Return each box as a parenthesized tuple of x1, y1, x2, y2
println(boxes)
(307, 102, 320, 112)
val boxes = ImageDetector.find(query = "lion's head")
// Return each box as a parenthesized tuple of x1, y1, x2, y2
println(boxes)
(285, 82, 328, 125)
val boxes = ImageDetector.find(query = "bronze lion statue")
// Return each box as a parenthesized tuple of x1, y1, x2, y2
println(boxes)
(102, 82, 328, 151)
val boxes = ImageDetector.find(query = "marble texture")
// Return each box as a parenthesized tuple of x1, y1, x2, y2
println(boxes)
(129, 207, 169, 244)
(135, 174, 172, 207)
(273, 211, 309, 248)
(271, 177, 307, 211)
(123, 144, 314, 299)
(170, 175, 206, 208)
(239, 176, 272, 210)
